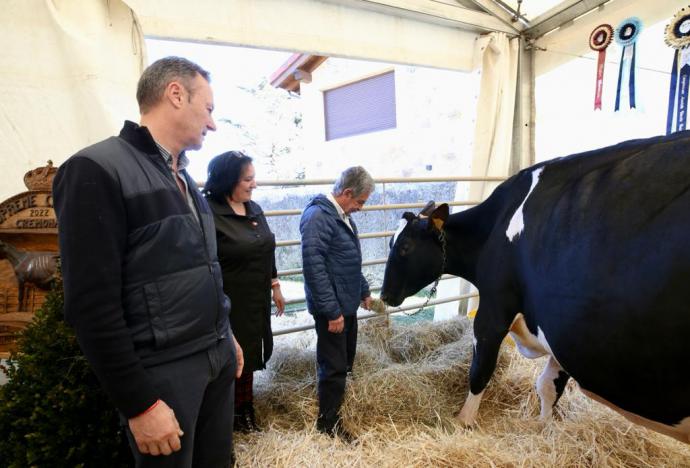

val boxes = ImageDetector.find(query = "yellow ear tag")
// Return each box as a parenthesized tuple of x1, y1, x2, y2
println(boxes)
(432, 217, 444, 231)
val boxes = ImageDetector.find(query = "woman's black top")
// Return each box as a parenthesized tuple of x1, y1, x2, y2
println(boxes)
(207, 197, 277, 371)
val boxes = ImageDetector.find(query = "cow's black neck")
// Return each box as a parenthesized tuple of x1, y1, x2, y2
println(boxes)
(441, 176, 519, 285)
(442, 204, 493, 284)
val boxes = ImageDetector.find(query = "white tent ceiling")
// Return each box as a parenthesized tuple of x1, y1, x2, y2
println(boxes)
(126, 0, 677, 73)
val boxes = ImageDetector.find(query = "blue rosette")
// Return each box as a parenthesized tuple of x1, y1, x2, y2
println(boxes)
(615, 17, 642, 47)
(614, 17, 643, 111)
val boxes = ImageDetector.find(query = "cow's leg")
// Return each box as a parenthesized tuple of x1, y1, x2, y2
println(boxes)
(458, 389, 485, 425)
(536, 355, 570, 420)
(457, 304, 512, 426)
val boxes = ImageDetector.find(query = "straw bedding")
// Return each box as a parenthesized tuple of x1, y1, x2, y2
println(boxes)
(242, 317, 690, 467)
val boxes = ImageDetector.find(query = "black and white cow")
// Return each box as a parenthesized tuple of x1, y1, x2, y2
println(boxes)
(380, 131, 690, 443)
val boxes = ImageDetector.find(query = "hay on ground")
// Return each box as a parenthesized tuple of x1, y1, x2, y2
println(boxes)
(241, 316, 690, 467)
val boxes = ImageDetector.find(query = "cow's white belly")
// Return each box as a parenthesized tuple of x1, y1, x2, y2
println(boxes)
(579, 388, 690, 444)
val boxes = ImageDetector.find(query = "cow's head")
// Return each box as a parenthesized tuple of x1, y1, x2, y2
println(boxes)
(380, 202, 449, 307)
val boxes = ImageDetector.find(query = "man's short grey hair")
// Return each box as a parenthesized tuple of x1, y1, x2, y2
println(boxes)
(136, 56, 211, 113)
(333, 166, 375, 197)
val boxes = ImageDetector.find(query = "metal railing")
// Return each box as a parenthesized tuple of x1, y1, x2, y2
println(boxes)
(273, 293, 479, 336)
(230, 175, 503, 336)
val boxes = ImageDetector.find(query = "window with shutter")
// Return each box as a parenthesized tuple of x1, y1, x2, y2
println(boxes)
(323, 71, 396, 141)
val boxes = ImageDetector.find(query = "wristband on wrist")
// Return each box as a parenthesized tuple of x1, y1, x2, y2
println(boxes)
(136, 399, 161, 417)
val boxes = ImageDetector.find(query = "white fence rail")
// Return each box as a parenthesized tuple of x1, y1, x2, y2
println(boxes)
(230, 176, 504, 336)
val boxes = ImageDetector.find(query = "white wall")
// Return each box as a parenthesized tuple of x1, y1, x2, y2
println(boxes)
(534, 0, 681, 76)
(296, 57, 480, 320)
(534, 10, 679, 162)
(298, 58, 479, 179)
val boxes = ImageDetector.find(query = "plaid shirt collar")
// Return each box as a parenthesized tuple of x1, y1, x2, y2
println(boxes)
(155, 143, 189, 172)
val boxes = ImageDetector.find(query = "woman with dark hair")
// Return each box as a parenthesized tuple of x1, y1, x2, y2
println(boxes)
(204, 151, 285, 432)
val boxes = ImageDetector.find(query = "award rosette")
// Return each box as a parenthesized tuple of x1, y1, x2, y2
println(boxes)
(614, 17, 642, 111)
(589, 24, 613, 110)
(665, 6, 690, 134)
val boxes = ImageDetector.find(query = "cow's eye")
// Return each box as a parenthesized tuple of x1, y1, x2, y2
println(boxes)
(398, 241, 412, 257)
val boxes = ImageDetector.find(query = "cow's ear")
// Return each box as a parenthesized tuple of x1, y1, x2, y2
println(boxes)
(419, 201, 436, 217)
(429, 203, 449, 231)
(402, 212, 416, 222)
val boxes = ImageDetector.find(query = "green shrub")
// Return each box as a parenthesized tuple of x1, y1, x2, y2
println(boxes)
(0, 277, 131, 467)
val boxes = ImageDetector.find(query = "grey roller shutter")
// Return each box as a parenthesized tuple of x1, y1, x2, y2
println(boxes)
(324, 71, 396, 141)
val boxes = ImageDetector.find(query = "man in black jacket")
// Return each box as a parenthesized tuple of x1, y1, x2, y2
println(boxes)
(53, 57, 243, 467)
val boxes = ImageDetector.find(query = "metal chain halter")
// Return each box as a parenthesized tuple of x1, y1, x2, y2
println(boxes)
(397, 229, 447, 317)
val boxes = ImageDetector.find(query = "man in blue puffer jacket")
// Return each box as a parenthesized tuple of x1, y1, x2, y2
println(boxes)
(300, 166, 374, 439)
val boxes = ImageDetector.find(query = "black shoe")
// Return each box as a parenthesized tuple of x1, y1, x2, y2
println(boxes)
(246, 403, 261, 432)
(317, 418, 354, 443)
(233, 406, 250, 433)
(331, 423, 354, 443)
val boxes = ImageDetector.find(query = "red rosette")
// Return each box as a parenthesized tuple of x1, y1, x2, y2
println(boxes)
(589, 24, 613, 51)
(589, 24, 613, 110)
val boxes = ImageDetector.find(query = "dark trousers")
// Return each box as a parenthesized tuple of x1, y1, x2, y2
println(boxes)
(314, 314, 357, 430)
(123, 338, 236, 468)
(235, 370, 254, 407)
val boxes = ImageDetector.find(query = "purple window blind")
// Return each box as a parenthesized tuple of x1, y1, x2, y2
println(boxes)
(324, 71, 396, 141)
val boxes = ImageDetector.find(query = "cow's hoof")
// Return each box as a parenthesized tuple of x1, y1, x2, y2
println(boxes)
(456, 413, 477, 428)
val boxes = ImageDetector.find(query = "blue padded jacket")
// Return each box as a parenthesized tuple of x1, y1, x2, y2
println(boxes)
(300, 194, 370, 320)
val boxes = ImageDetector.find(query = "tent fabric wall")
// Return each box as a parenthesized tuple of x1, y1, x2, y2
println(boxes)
(0, 0, 145, 201)
(470, 32, 520, 202)
(450, 31, 519, 318)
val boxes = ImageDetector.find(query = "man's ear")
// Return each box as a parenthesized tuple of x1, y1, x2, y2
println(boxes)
(166, 81, 185, 108)
(342, 188, 354, 198)
(428, 203, 449, 231)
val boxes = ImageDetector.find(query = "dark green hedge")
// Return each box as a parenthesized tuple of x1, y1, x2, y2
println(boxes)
(0, 278, 131, 467)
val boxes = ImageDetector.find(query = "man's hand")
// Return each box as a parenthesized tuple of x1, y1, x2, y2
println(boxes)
(328, 314, 345, 333)
(361, 296, 373, 311)
(233, 335, 244, 378)
(128, 399, 183, 456)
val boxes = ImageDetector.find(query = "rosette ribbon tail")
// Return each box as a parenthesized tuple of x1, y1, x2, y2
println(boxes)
(594, 49, 606, 110)
(629, 43, 636, 108)
(667, 49, 679, 135)
(615, 44, 637, 112)
(615, 47, 625, 111)
(677, 52, 690, 132)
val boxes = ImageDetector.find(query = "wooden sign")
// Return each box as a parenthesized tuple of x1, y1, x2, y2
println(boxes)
(0, 192, 56, 232)
(0, 161, 59, 357)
